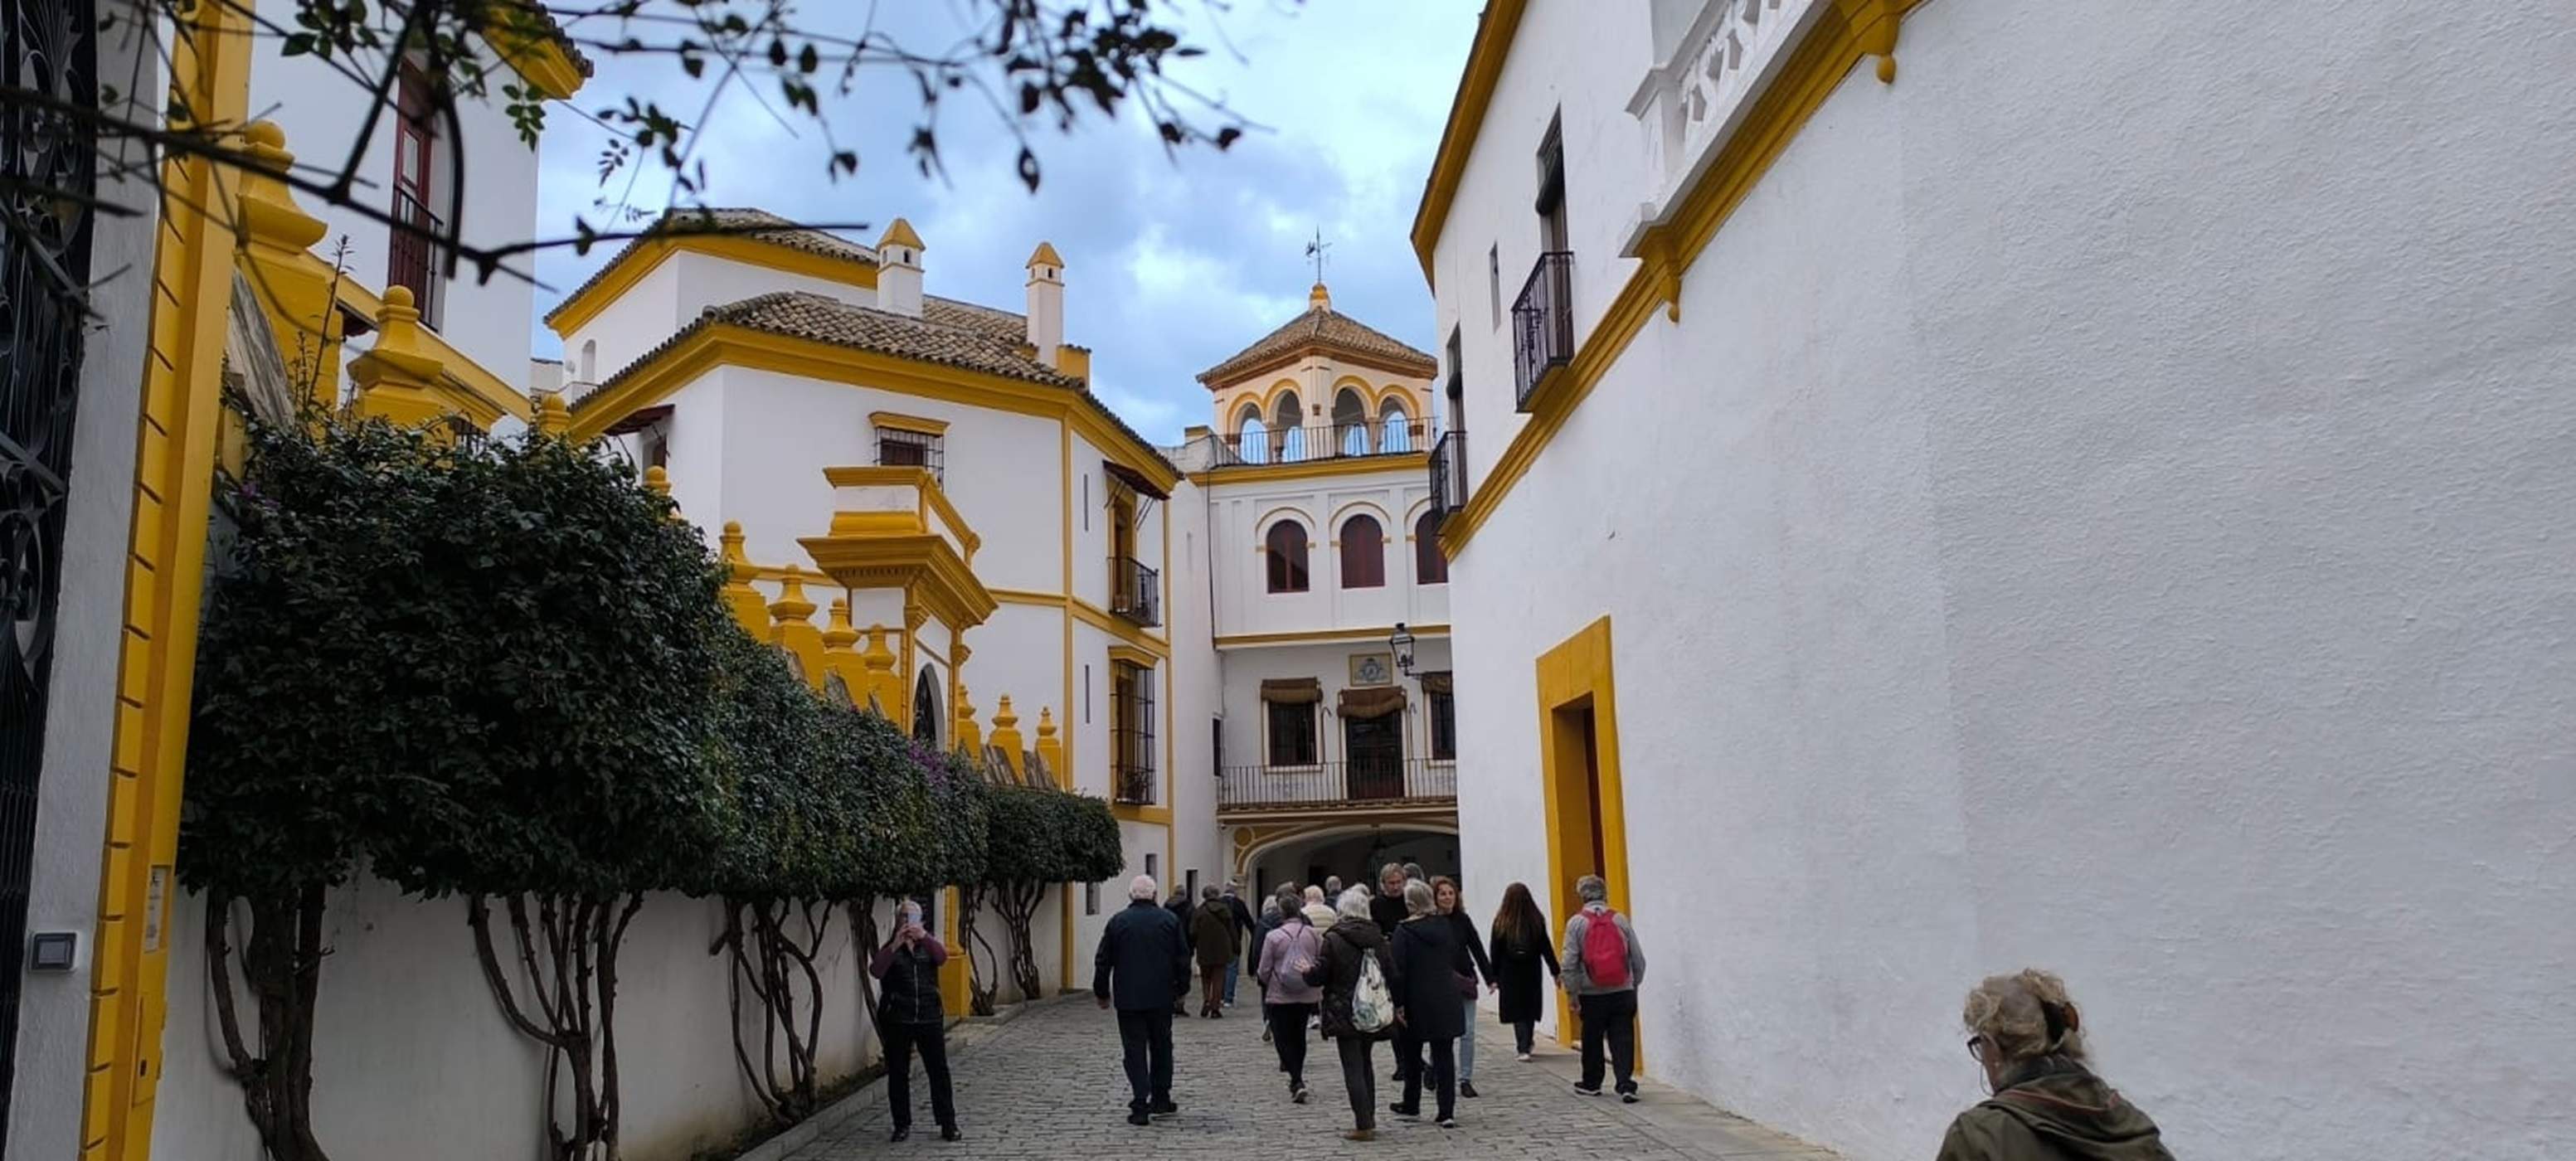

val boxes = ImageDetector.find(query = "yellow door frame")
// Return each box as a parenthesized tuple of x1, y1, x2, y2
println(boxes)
(1534, 615, 1636, 1057)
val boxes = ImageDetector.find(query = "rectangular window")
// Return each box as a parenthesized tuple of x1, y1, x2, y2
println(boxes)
(1489, 243, 1502, 329)
(390, 65, 445, 329)
(1266, 699, 1318, 766)
(1445, 328, 1465, 431)
(1086, 882, 1101, 916)
(1427, 675, 1456, 761)
(1185, 869, 1199, 901)
(1112, 661, 1155, 804)
(1537, 114, 1567, 252)
(875, 427, 944, 484)
(1145, 853, 1158, 882)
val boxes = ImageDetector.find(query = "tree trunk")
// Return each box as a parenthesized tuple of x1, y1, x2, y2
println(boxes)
(207, 886, 336, 1161)
(469, 891, 637, 1160)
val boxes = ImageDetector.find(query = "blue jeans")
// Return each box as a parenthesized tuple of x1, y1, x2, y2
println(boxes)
(1458, 996, 1479, 1081)
(1223, 955, 1241, 1005)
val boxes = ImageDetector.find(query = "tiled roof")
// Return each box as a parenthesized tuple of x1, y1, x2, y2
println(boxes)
(576, 291, 1176, 475)
(542, 207, 877, 325)
(1197, 294, 1438, 386)
(503, 1, 595, 79)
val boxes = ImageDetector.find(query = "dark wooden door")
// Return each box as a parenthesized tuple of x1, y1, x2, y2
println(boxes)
(1344, 712, 1404, 799)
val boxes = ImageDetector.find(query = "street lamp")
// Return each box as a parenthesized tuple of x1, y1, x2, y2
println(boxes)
(1389, 623, 1417, 678)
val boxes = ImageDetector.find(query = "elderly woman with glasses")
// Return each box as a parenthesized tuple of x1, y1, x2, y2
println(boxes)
(1939, 970, 2173, 1161)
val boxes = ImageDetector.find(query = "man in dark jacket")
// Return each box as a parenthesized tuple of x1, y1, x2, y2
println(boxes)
(1368, 862, 1410, 936)
(1219, 880, 1258, 1008)
(1164, 885, 1195, 1015)
(869, 898, 960, 1142)
(1096, 875, 1193, 1126)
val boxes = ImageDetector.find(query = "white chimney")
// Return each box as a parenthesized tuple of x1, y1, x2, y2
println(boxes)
(875, 217, 924, 318)
(1025, 240, 1064, 366)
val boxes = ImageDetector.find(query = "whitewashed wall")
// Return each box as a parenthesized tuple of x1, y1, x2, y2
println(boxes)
(250, 0, 540, 390)
(1438, 3, 2576, 1161)
(558, 251, 878, 388)
(1213, 639, 1453, 775)
(1202, 468, 1449, 639)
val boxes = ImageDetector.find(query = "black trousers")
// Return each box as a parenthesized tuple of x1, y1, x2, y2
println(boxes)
(1400, 1032, 1456, 1120)
(1266, 1001, 1315, 1087)
(1513, 1018, 1537, 1055)
(1115, 1008, 1176, 1112)
(1335, 1034, 1377, 1130)
(1578, 989, 1639, 1093)
(881, 1019, 955, 1130)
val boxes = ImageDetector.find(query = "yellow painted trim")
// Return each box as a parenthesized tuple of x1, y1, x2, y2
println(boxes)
(1409, 0, 1530, 284)
(996, 590, 1172, 662)
(567, 325, 1180, 494)
(1437, 0, 1920, 561)
(1159, 500, 1174, 812)
(483, 8, 588, 100)
(1059, 421, 1077, 790)
(1214, 624, 1450, 649)
(1251, 505, 1317, 538)
(1106, 644, 1158, 669)
(868, 410, 950, 436)
(1189, 451, 1430, 488)
(1261, 377, 1307, 420)
(1327, 376, 1375, 414)
(1111, 804, 1174, 826)
(544, 231, 881, 336)
(820, 464, 983, 561)
(334, 279, 532, 424)
(1327, 498, 1396, 535)
(87, 2, 250, 1153)
(1535, 615, 1633, 1054)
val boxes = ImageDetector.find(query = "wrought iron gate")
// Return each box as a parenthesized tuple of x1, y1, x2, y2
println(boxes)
(0, 0, 99, 1125)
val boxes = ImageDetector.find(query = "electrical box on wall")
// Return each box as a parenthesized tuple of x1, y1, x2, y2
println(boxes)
(29, 931, 79, 972)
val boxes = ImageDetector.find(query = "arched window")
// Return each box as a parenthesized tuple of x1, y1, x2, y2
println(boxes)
(1379, 399, 1413, 453)
(1415, 509, 1447, 585)
(1236, 410, 1268, 464)
(578, 338, 598, 383)
(1340, 514, 1385, 588)
(912, 668, 941, 746)
(1333, 388, 1370, 456)
(1272, 391, 1306, 461)
(1265, 520, 1310, 593)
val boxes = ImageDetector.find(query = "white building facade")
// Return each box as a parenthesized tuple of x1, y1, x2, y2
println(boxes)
(1418, 3, 2576, 1161)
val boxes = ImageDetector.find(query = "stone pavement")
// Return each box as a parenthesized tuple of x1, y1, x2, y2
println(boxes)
(784, 995, 1839, 1160)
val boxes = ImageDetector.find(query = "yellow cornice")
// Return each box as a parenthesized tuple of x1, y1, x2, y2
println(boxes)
(1106, 644, 1159, 669)
(1214, 624, 1449, 649)
(992, 588, 1172, 659)
(799, 531, 998, 631)
(1188, 451, 1431, 488)
(1438, 0, 1917, 561)
(1409, 0, 1529, 285)
(869, 410, 950, 435)
(545, 232, 881, 338)
(567, 323, 1179, 493)
(483, 12, 587, 100)
(333, 276, 532, 424)
(1111, 804, 1174, 826)
(1200, 344, 1439, 393)
(819, 464, 983, 561)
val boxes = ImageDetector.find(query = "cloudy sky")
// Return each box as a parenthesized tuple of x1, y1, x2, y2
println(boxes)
(529, 0, 1481, 443)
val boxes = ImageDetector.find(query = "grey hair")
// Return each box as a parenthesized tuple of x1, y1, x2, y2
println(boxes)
(1200, 884, 1221, 901)
(1128, 875, 1159, 901)
(1324, 876, 1343, 892)
(1378, 862, 1407, 885)
(1261, 896, 1283, 921)
(1304, 886, 1324, 904)
(1334, 886, 1375, 924)
(1402, 878, 1437, 917)
(1963, 969, 2088, 1066)
(1403, 862, 1426, 882)
(1575, 875, 1609, 903)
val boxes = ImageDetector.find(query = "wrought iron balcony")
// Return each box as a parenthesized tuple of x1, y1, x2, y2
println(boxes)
(1427, 430, 1468, 525)
(1114, 763, 1157, 806)
(1199, 419, 1431, 469)
(1512, 250, 1574, 410)
(1111, 555, 1161, 627)
(1216, 759, 1457, 813)
(388, 188, 445, 330)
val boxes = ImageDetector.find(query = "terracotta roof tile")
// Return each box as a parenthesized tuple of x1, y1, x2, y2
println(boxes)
(1196, 292, 1437, 386)
(542, 208, 876, 326)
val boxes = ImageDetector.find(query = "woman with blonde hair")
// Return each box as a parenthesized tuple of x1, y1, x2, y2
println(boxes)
(1939, 970, 2173, 1161)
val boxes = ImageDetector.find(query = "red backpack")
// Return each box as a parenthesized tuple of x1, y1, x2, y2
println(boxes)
(1580, 908, 1631, 988)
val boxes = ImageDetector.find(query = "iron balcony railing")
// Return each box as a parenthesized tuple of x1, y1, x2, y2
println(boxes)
(389, 188, 445, 329)
(1111, 555, 1161, 627)
(1512, 250, 1574, 410)
(1427, 430, 1469, 524)
(1200, 419, 1431, 468)
(1216, 759, 1457, 811)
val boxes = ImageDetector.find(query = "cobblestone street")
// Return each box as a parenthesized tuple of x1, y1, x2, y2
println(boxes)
(785, 997, 1838, 1160)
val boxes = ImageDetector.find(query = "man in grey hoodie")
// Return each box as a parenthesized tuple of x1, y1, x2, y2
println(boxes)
(1559, 874, 1646, 1101)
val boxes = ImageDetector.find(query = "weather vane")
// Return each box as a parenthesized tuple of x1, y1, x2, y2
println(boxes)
(1305, 228, 1331, 283)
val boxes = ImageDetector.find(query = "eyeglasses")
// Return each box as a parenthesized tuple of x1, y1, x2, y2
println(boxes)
(1966, 1036, 1992, 1063)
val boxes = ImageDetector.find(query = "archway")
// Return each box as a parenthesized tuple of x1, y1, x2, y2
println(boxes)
(1230, 819, 1464, 905)
(1332, 387, 1369, 456)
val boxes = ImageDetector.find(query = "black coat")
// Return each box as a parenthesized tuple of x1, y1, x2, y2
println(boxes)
(1093, 899, 1191, 1011)
(1388, 914, 1474, 1040)
(1368, 891, 1409, 938)
(1488, 925, 1559, 1024)
(1446, 911, 1495, 984)
(1304, 919, 1393, 1040)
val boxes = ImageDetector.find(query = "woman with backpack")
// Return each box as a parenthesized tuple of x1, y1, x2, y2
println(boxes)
(1431, 877, 1497, 1096)
(1487, 881, 1559, 1061)
(1255, 885, 1323, 1102)
(1561, 873, 1645, 1102)
(1305, 886, 1397, 1141)
(1388, 878, 1475, 1129)
(1937, 970, 2174, 1161)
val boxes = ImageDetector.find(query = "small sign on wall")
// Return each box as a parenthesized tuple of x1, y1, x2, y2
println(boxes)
(1349, 653, 1393, 687)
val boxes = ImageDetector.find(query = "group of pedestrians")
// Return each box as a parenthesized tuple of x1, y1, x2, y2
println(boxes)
(888, 868, 2174, 1160)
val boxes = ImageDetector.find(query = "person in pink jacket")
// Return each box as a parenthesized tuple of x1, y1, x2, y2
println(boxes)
(1256, 884, 1326, 1103)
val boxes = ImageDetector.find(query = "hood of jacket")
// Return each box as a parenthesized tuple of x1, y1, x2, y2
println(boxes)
(1330, 919, 1387, 952)
(1972, 1061, 2169, 1161)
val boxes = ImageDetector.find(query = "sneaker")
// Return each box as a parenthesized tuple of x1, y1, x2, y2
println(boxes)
(1436, 1117, 1459, 1129)
(1342, 1129, 1376, 1142)
(1292, 1086, 1311, 1104)
(1573, 1082, 1603, 1097)
(1621, 1090, 1641, 1105)
(940, 1125, 963, 1142)
(889, 1126, 911, 1142)
(1461, 1080, 1480, 1099)
(1515, 1052, 1533, 1062)
(1151, 1100, 1179, 1116)
(1126, 1111, 1149, 1127)
(1388, 1103, 1420, 1120)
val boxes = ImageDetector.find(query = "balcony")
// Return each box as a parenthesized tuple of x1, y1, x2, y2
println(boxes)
(1217, 759, 1457, 814)
(1427, 430, 1468, 524)
(1111, 555, 1161, 627)
(1198, 420, 1432, 469)
(1511, 250, 1574, 410)
(388, 188, 445, 331)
